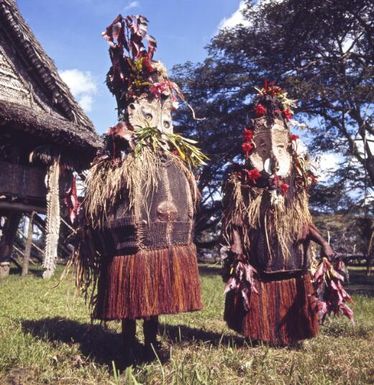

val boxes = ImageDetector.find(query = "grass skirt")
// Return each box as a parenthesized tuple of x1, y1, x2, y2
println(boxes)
(94, 244, 202, 320)
(224, 272, 319, 345)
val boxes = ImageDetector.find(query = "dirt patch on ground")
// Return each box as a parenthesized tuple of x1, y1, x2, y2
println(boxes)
(0, 368, 37, 385)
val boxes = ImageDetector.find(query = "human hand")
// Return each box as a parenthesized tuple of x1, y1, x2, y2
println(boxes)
(321, 242, 336, 261)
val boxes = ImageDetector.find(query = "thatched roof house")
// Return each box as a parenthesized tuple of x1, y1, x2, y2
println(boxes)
(0, 0, 100, 162)
(0, 0, 101, 278)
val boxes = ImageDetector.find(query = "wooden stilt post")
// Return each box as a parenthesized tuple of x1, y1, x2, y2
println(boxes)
(22, 211, 35, 277)
(0, 211, 22, 279)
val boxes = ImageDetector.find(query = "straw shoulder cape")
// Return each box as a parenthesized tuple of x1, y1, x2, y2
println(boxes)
(221, 168, 313, 275)
(77, 149, 202, 320)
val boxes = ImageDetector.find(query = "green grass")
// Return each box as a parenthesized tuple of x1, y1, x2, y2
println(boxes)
(0, 265, 373, 385)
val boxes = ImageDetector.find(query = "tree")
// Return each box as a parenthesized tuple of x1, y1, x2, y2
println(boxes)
(172, 0, 373, 247)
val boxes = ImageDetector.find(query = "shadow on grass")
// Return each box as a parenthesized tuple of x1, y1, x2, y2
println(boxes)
(21, 317, 249, 372)
(21, 317, 131, 370)
(160, 322, 247, 348)
(158, 323, 302, 350)
(9, 266, 43, 278)
(21, 316, 302, 370)
(198, 264, 222, 277)
(161, 323, 308, 350)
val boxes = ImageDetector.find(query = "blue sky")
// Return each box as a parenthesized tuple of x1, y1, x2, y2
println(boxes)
(17, 0, 244, 134)
(15, 1, 372, 197)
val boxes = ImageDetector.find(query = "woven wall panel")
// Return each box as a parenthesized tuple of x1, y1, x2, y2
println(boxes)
(0, 161, 46, 200)
(0, 48, 31, 106)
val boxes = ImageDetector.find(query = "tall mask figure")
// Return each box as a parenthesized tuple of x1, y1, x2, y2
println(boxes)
(77, 15, 205, 362)
(221, 84, 335, 346)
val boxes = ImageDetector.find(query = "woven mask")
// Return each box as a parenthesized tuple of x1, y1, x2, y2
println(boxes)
(250, 118, 291, 177)
(128, 95, 173, 134)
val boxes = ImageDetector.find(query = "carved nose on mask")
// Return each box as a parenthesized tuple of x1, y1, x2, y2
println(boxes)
(158, 115, 173, 134)
(157, 201, 178, 221)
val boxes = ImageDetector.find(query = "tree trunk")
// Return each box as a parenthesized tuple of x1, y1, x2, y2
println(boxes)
(22, 212, 35, 277)
(367, 230, 374, 276)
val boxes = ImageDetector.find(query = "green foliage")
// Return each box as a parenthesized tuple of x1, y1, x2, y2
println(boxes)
(0, 265, 373, 384)
(134, 125, 208, 168)
(172, 0, 374, 243)
(313, 213, 373, 255)
(211, 0, 373, 189)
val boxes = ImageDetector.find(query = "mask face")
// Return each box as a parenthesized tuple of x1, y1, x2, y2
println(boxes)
(250, 119, 291, 177)
(127, 95, 173, 134)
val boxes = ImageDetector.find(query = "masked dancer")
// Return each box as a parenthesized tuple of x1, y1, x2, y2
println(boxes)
(77, 15, 206, 362)
(221, 84, 335, 346)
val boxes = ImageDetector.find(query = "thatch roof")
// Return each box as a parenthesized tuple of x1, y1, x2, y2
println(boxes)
(0, 0, 101, 160)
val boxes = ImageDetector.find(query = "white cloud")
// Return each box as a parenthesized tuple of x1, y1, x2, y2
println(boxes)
(59, 69, 97, 113)
(218, 1, 249, 31)
(124, 1, 140, 10)
(314, 152, 342, 183)
(77, 95, 94, 113)
(59, 69, 96, 96)
(260, 0, 284, 5)
(218, 0, 286, 32)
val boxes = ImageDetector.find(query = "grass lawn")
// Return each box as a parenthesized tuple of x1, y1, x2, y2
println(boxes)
(0, 264, 373, 385)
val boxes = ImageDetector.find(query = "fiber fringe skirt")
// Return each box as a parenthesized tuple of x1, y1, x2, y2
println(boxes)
(94, 244, 202, 320)
(224, 272, 319, 345)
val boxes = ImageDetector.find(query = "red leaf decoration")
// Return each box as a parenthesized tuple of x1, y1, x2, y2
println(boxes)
(255, 103, 266, 117)
(313, 258, 354, 324)
(245, 168, 261, 183)
(104, 15, 158, 60)
(150, 81, 170, 98)
(64, 175, 80, 225)
(241, 141, 253, 156)
(224, 261, 258, 311)
(282, 108, 293, 120)
(280, 182, 289, 194)
(243, 128, 254, 141)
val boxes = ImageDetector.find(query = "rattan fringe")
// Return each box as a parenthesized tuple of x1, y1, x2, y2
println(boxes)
(224, 273, 319, 345)
(93, 244, 202, 320)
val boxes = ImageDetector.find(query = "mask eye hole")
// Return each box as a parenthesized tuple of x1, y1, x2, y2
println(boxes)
(145, 113, 153, 121)
(129, 103, 136, 110)
(163, 121, 170, 129)
(277, 144, 285, 149)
